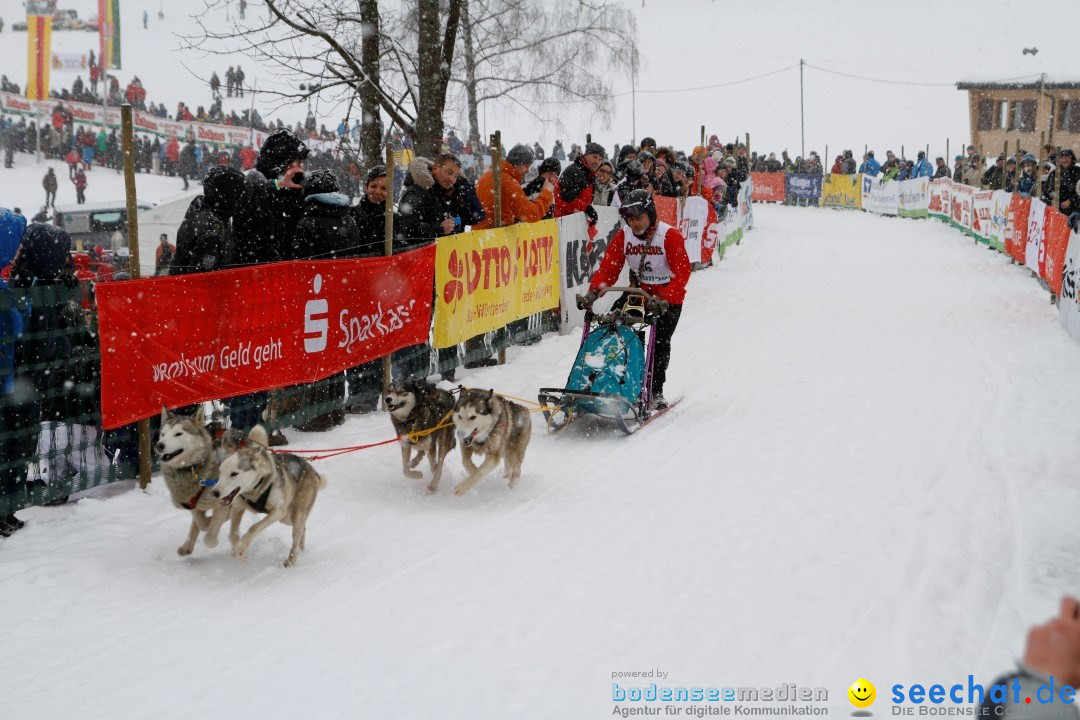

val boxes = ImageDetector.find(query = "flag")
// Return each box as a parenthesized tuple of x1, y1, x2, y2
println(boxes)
(26, 12, 53, 101)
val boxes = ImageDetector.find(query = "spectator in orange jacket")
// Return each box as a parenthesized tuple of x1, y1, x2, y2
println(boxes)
(239, 145, 258, 170)
(473, 144, 553, 229)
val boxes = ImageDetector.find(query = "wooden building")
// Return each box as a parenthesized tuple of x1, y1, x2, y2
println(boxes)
(957, 76, 1080, 157)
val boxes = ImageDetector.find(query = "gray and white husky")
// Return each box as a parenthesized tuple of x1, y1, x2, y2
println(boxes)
(156, 406, 246, 556)
(211, 425, 326, 567)
(451, 388, 532, 496)
(384, 379, 457, 493)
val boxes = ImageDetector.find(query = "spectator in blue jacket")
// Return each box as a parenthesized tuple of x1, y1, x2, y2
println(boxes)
(1017, 154, 1037, 196)
(912, 151, 933, 179)
(858, 151, 881, 177)
(896, 160, 911, 181)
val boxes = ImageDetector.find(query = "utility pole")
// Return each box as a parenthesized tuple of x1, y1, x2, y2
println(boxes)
(799, 58, 805, 159)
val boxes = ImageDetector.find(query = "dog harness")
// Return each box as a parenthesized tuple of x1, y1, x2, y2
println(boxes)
(180, 466, 219, 509)
(240, 477, 273, 514)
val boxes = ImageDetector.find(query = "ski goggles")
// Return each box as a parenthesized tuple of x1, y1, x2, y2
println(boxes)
(619, 200, 651, 219)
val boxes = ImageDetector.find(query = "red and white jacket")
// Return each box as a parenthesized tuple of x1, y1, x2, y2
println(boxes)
(588, 220, 691, 304)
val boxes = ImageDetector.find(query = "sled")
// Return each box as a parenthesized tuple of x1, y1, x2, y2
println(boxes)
(539, 287, 674, 436)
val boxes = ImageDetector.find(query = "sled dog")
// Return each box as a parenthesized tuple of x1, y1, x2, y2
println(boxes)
(211, 425, 326, 567)
(451, 388, 531, 496)
(156, 406, 246, 556)
(384, 379, 456, 493)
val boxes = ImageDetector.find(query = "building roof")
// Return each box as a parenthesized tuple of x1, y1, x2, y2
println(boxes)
(956, 43, 1078, 90)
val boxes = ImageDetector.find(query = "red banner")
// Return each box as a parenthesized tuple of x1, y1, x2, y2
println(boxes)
(751, 172, 786, 202)
(1044, 209, 1072, 296)
(654, 196, 679, 227)
(96, 247, 436, 429)
(1006, 195, 1030, 264)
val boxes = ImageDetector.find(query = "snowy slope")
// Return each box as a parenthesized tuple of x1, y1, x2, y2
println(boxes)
(3, 205, 1080, 719)
(1, 0, 1076, 162)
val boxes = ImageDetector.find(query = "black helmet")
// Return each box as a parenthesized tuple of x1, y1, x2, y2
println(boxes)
(618, 189, 657, 235)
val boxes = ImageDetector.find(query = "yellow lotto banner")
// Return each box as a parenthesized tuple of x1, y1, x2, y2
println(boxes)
(821, 173, 862, 210)
(433, 219, 560, 349)
(26, 14, 53, 102)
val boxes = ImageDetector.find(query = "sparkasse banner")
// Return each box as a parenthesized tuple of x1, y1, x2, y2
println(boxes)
(96, 248, 436, 429)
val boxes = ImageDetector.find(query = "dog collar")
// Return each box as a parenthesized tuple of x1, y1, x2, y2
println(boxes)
(198, 476, 219, 487)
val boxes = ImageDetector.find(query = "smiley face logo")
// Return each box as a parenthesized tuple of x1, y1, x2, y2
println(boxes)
(848, 679, 876, 709)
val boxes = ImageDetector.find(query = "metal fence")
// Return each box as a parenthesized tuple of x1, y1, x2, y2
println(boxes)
(0, 277, 557, 516)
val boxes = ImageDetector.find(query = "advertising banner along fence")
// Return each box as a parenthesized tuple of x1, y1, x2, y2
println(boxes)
(786, 174, 823, 201)
(821, 174, 861, 210)
(96, 248, 437, 429)
(897, 178, 930, 219)
(433, 219, 560, 349)
(751, 172, 786, 202)
(860, 174, 899, 216)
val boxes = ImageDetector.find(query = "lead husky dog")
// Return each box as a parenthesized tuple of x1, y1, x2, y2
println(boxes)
(451, 388, 532, 496)
(384, 379, 456, 493)
(211, 425, 326, 567)
(156, 406, 246, 556)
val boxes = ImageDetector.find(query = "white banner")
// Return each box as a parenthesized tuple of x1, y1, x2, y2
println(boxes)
(860, 173, 899, 215)
(558, 207, 629, 332)
(680, 196, 718, 264)
(738, 180, 754, 230)
(1058, 230, 1080, 343)
(930, 178, 952, 222)
(951, 183, 974, 231)
(50, 52, 91, 72)
(1026, 199, 1047, 275)
(988, 190, 1010, 251)
(972, 190, 994, 244)
(897, 178, 929, 219)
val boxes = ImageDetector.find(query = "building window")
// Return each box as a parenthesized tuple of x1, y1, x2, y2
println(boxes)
(1009, 100, 1037, 132)
(999, 100, 1009, 129)
(977, 100, 995, 131)
(1061, 101, 1080, 134)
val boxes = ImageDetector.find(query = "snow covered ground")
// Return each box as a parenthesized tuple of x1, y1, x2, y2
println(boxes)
(3, 204, 1080, 719)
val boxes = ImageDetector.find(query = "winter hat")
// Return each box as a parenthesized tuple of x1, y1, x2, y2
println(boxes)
(917, 151, 925, 158)
(617, 144, 637, 163)
(1061, 149, 1076, 161)
(204, 166, 245, 218)
(584, 142, 606, 159)
(638, 151, 655, 164)
(622, 160, 645, 183)
(538, 157, 561, 176)
(10, 222, 71, 284)
(640, 137, 656, 150)
(1022, 153, 1037, 164)
(255, 129, 310, 178)
(365, 164, 387, 184)
(506, 144, 535, 167)
(304, 169, 339, 197)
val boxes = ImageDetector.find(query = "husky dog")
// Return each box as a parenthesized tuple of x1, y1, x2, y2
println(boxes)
(384, 379, 456, 493)
(211, 425, 326, 567)
(156, 406, 246, 556)
(452, 389, 532, 496)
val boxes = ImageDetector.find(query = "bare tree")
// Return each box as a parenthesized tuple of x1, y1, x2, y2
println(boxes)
(454, 0, 639, 149)
(183, 0, 463, 160)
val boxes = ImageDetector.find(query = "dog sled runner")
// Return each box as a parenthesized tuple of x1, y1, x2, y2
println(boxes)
(539, 288, 678, 436)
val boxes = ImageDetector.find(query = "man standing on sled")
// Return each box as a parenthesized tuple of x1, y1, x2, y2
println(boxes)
(577, 189, 690, 409)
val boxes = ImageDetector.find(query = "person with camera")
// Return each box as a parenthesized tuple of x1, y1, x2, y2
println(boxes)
(577, 189, 690, 409)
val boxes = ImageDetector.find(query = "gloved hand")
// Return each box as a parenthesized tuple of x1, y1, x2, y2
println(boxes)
(576, 291, 598, 311)
(645, 297, 669, 315)
(584, 204, 598, 226)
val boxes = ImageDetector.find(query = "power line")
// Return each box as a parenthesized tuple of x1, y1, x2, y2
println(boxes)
(803, 62, 956, 87)
(542, 63, 800, 104)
